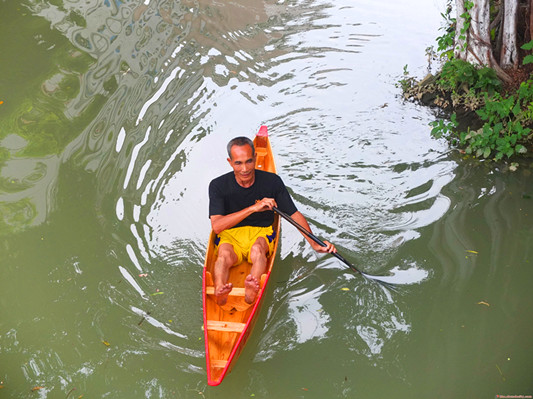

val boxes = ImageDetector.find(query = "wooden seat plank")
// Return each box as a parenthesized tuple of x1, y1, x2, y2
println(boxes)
(210, 359, 228, 368)
(205, 286, 245, 296)
(207, 320, 246, 333)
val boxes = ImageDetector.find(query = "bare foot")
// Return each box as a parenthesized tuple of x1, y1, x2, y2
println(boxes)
(215, 283, 233, 306)
(244, 275, 260, 304)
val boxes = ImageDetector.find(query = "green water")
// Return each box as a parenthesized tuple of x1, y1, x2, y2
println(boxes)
(1, 0, 532, 398)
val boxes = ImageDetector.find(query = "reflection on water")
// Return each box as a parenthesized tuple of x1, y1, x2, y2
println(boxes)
(0, 2, 98, 233)
(2, 0, 533, 397)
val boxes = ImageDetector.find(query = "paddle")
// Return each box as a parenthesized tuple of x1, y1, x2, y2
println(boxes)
(272, 206, 392, 285)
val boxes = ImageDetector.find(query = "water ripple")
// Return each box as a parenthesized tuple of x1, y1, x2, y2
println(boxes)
(4, 0, 455, 395)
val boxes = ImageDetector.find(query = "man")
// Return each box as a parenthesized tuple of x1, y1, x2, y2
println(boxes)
(209, 136, 336, 306)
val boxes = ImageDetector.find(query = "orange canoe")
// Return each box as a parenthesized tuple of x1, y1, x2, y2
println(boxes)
(202, 125, 280, 386)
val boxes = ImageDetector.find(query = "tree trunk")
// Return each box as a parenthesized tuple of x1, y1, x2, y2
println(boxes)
(454, 0, 513, 83)
(454, 0, 468, 60)
(454, 0, 492, 65)
(530, 0, 533, 42)
(500, 0, 518, 68)
(468, 0, 492, 65)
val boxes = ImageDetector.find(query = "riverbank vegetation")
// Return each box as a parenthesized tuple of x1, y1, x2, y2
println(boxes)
(401, 0, 533, 164)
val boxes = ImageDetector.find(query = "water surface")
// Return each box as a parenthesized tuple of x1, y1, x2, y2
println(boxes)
(1, 0, 532, 397)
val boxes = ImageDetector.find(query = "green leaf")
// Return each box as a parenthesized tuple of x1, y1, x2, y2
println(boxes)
(512, 102, 521, 116)
(521, 40, 533, 51)
(516, 144, 527, 154)
(483, 147, 491, 158)
(523, 55, 533, 65)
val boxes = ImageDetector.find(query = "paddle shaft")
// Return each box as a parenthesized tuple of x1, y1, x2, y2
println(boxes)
(272, 207, 362, 274)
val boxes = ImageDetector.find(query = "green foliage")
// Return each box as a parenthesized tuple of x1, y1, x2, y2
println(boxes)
(460, 108, 529, 161)
(522, 40, 533, 65)
(514, 79, 533, 126)
(430, 80, 533, 161)
(439, 59, 477, 91)
(435, 1, 455, 60)
(457, 1, 474, 51)
(423, 1, 532, 163)
(397, 64, 416, 92)
(436, 30, 455, 60)
(522, 40, 533, 51)
(430, 113, 458, 139)
(524, 55, 533, 65)
(473, 67, 501, 94)
(438, 59, 501, 95)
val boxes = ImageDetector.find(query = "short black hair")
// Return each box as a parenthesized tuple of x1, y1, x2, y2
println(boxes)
(227, 137, 255, 159)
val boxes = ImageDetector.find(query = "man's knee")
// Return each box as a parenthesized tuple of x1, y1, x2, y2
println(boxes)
(217, 245, 237, 266)
(250, 239, 268, 262)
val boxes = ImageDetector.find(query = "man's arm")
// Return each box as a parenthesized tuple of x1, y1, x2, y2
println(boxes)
(291, 211, 336, 253)
(210, 197, 277, 234)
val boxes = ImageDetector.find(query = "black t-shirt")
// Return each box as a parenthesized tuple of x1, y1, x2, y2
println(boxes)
(209, 169, 298, 228)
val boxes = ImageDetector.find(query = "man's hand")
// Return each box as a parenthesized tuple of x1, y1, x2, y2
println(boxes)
(312, 240, 337, 254)
(253, 198, 277, 212)
(211, 198, 277, 234)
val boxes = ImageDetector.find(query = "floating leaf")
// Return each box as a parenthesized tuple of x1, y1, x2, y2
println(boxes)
(150, 292, 164, 296)
(66, 387, 77, 398)
(466, 250, 478, 254)
(31, 386, 44, 391)
(341, 288, 350, 291)
(477, 301, 490, 307)
(102, 340, 110, 347)
(495, 363, 506, 381)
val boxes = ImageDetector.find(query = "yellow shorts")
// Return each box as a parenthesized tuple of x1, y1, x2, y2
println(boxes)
(215, 225, 276, 265)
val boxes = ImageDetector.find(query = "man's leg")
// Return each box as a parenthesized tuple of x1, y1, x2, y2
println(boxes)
(214, 243, 238, 306)
(245, 237, 269, 304)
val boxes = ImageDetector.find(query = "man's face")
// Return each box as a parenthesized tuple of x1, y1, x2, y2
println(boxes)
(227, 144, 256, 186)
